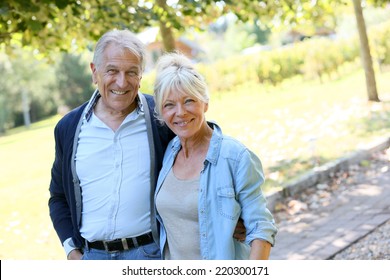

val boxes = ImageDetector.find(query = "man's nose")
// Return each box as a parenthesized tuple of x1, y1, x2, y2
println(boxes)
(116, 72, 128, 88)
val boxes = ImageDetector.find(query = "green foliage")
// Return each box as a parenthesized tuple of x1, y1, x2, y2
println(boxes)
(0, 49, 58, 133)
(55, 52, 94, 109)
(0, 0, 148, 54)
(0, 49, 96, 133)
(192, 20, 389, 90)
(257, 47, 304, 86)
(251, 19, 271, 45)
(368, 0, 390, 6)
(1, 0, 348, 56)
(371, 21, 390, 68)
(202, 17, 258, 61)
(140, 71, 155, 95)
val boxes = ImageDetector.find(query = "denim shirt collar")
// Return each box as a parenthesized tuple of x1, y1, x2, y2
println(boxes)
(169, 121, 223, 165)
(83, 89, 143, 122)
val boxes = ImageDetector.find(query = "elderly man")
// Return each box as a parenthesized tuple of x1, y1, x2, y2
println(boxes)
(49, 29, 173, 260)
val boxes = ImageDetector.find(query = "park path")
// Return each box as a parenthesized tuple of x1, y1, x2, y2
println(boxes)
(269, 148, 390, 260)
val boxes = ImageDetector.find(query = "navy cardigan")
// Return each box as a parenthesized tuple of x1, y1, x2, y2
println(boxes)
(48, 93, 173, 249)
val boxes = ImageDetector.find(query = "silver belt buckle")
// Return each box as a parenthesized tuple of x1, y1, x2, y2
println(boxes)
(103, 241, 110, 252)
(103, 240, 119, 252)
(121, 238, 129, 250)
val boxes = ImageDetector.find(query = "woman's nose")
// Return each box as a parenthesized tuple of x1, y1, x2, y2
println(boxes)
(176, 103, 186, 116)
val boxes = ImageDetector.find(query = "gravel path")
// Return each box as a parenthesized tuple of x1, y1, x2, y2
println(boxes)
(272, 147, 390, 260)
(331, 219, 390, 259)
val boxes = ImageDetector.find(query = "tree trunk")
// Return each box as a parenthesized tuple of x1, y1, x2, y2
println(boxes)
(352, 0, 380, 102)
(22, 89, 31, 128)
(156, 0, 176, 52)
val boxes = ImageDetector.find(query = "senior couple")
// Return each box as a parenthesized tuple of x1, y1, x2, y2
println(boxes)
(49, 29, 277, 260)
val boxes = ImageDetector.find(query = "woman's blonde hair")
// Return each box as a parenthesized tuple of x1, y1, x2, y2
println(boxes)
(154, 52, 209, 120)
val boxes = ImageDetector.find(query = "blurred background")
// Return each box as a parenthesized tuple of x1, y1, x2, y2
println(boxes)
(1, 0, 389, 259)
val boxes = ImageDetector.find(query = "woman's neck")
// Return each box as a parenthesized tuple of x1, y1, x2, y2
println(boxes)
(179, 123, 213, 159)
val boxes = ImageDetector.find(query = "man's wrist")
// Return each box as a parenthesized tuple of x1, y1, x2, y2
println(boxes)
(63, 237, 80, 257)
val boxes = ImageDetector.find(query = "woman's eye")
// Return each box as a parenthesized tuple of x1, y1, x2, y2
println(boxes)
(185, 99, 194, 104)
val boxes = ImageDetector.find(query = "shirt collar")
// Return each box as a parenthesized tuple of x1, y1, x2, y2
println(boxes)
(83, 90, 144, 122)
(205, 121, 222, 165)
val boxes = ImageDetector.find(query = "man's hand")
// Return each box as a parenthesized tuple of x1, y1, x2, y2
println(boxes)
(67, 249, 83, 260)
(233, 218, 246, 242)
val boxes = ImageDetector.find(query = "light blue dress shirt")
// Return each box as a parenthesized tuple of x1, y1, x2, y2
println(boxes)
(155, 122, 278, 259)
(75, 96, 151, 243)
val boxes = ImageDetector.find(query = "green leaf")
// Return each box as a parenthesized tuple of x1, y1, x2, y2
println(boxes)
(55, 0, 70, 9)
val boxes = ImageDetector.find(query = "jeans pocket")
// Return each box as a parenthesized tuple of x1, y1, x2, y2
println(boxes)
(217, 186, 241, 220)
(140, 242, 161, 259)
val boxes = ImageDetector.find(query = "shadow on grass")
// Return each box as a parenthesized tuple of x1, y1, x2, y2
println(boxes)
(263, 107, 390, 194)
(349, 108, 390, 137)
(264, 156, 333, 193)
(0, 116, 60, 148)
(0, 115, 60, 138)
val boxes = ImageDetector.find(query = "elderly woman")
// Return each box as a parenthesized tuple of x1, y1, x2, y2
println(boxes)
(153, 53, 277, 260)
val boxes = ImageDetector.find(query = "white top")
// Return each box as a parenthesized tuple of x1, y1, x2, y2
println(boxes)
(76, 105, 151, 242)
(156, 168, 201, 260)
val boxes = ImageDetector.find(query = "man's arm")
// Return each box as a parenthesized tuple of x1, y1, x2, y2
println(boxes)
(48, 121, 77, 250)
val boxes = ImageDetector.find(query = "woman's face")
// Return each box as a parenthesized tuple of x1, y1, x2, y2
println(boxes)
(161, 90, 208, 140)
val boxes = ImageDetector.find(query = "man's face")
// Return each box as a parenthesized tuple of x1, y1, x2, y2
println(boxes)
(90, 43, 142, 114)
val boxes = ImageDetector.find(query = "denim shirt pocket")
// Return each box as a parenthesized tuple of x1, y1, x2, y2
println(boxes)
(217, 186, 241, 220)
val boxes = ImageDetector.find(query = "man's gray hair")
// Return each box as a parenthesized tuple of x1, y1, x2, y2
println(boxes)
(92, 29, 146, 71)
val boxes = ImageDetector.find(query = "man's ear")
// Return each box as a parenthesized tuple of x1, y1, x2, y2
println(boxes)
(90, 62, 97, 84)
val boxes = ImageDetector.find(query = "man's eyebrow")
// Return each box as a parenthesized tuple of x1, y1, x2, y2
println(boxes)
(105, 64, 139, 70)
(105, 64, 118, 69)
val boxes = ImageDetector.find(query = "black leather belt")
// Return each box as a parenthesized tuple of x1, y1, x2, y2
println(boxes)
(87, 232, 153, 252)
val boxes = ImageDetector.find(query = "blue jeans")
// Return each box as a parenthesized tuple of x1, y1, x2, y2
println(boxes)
(81, 242, 161, 260)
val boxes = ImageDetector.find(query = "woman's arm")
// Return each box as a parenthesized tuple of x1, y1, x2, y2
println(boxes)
(249, 239, 272, 260)
(234, 148, 278, 250)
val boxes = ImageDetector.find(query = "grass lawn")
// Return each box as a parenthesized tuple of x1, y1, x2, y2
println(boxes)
(1, 69, 389, 259)
(207, 69, 390, 191)
(0, 115, 64, 259)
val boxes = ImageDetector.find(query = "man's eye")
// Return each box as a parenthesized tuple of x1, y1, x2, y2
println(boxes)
(128, 71, 138, 76)
(164, 103, 173, 108)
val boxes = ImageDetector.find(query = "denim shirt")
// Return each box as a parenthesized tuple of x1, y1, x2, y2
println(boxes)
(155, 122, 277, 259)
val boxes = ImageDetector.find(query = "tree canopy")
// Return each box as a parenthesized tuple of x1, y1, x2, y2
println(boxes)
(1, 0, 350, 54)
(1, 0, 389, 102)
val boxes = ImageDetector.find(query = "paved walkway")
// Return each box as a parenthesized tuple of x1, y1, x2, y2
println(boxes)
(269, 152, 390, 260)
